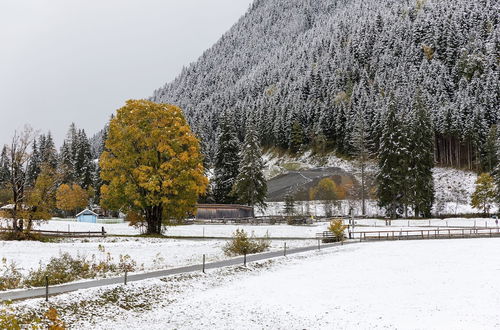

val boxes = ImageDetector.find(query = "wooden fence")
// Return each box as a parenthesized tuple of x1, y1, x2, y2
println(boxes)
(353, 227, 500, 242)
(0, 227, 107, 238)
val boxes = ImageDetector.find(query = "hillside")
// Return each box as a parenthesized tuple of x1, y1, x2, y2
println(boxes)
(261, 151, 483, 216)
(151, 0, 499, 170)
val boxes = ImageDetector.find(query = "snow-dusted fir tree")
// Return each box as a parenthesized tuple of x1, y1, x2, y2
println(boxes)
(481, 125, 498, 173)
(494, 133, 500, 206)
(59, 140, 74, 184)
(408, 92, 435, 217)
(73, 129, 94, 189)
(350, 85, 370, 216)
(39, 132, 58, 169)
(283, 190, 295, 217)
(231, 124, 267, 208)
(213, 114, 241, 204)
(376, 98, 408, 218)
(0, 146, 10, 188)
(26, 139, 41, 187)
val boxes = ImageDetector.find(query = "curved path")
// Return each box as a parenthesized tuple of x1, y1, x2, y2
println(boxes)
(0, 240, 354, 302)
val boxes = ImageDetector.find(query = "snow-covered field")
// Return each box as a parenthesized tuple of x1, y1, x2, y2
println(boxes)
(37, 219, 332, 237)
(37, 218, 500, 238)
(2, 217, 497, 277)
(0, 236, 313, 276)
(10, 238, 500, 329)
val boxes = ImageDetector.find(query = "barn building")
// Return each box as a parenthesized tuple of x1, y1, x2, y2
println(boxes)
(76, 209, 98, 223)
(196, 204, 254, 220)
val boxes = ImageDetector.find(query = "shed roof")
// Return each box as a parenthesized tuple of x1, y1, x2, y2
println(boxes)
(76, 209, 98, 217)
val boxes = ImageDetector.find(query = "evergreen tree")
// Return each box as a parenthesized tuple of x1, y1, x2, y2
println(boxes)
(289, 119, 304, 153)
(231, 125, 267, 208)
(0, 146, 10, 188)
(283, 190, 295, 217)
(213, 114, 241, 204)
(481, 125, 498, 173)
(408, 93, 435, 217)
(26, 139, 41, 187)
(494, 133, 500, 207)
(350, 105, 369, 216)
(39, 132, 58, 169)
(59, 140, 74, 184)
(73, 129, 94, 189)
(376, 99, 408, 218)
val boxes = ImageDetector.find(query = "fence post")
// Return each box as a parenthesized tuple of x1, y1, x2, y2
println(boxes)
(124, 271, 128, 285)
(284, 243, 287, 257)
(318, 239, 321, 250)
(102, 227, 105, 236)
(45, 276, 49, 302)
(202, 254, 206, 273)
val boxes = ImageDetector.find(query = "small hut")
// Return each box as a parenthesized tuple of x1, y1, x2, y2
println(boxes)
(196, 204, 254, 220)
(76, 209, 98, 223)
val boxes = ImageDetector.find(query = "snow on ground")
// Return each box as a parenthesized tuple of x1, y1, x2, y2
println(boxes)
(37, 220, 332, 238)
(94, 238, 500, 329)
(0, 236, 315, 276)
(35, 217, 500, 239)
(15, 238, 500, 329)
(4, 217, 498, 276)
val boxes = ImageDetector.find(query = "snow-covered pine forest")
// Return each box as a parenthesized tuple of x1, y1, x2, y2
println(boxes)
(151, 0, 499, 171)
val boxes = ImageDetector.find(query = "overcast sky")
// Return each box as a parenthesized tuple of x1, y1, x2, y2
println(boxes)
(0, 0, 253, 146)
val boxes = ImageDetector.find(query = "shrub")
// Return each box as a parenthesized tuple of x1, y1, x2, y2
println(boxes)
(24, 250, 138, 288)
(0, 258, 23, 291)
(223, 229, 271, 256)
(24, 252, 92, 287)
(0, 306, 64, 330)
(327, 219, 348, 242)
(44, 307, 65, 330)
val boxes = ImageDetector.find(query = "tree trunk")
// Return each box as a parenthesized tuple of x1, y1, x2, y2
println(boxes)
(145, 205, 163, 235)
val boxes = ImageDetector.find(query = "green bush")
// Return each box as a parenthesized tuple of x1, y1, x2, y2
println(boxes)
(223, 229, 271, 256)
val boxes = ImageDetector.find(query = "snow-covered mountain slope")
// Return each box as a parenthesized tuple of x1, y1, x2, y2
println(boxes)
(151, 0, 498, 162)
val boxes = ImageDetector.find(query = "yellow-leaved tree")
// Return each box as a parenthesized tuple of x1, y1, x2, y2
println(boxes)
(99, 100, 208, 234)
(56, 183, 89, 216)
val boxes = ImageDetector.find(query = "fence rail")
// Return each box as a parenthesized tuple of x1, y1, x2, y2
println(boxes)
(0, 227, 107, 238)
(353, 227, 500, 241)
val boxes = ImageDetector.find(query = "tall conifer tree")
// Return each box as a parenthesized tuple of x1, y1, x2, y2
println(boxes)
(231, 124, 267, 208)
(376, 98, 408, 218)
(213, 114, 241, 204)
(408, 93, 435, 217)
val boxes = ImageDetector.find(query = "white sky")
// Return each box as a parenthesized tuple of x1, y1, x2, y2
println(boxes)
(0, 0, 253, 146)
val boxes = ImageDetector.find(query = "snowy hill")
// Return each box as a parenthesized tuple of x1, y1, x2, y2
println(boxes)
(151, 0, 498, 166)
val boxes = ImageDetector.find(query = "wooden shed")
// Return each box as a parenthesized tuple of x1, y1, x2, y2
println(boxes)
(76, 209, 98, 223)
(196, 204, 254, 220)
